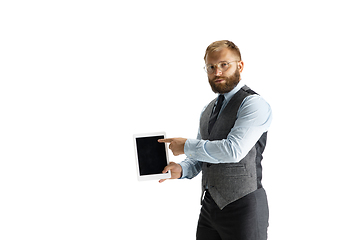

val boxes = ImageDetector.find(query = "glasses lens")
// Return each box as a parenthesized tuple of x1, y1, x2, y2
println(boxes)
(205, 65, 215, 74)
(218, 62, 229, 72)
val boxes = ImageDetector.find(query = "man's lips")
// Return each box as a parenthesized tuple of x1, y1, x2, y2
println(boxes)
(214, 79, 225, 83)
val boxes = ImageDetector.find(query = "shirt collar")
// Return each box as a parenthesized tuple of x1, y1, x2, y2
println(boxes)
(222, 81, 245, 102)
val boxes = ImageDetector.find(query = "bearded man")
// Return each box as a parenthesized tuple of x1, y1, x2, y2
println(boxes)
(159, 40, 273, 240)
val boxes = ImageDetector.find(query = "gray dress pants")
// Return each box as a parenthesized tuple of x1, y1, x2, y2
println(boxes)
(196, 188, 269, 240)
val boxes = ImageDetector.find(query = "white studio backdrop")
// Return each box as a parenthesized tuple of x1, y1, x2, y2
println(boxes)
(1, 0, 359, 239)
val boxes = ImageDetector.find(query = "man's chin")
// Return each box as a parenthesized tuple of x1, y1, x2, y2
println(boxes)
(211, 86, 230, 94)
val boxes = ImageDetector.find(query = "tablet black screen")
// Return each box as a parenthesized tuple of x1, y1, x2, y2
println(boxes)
(136, 135, 168, 176)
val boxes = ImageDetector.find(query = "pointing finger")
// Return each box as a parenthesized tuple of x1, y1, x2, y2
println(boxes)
(158, 138, 174, 143)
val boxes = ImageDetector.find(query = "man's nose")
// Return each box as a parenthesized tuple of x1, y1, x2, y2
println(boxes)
(214, 67, 223, 76)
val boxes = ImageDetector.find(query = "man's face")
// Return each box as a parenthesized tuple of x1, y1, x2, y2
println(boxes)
(205, 48, 244, 94)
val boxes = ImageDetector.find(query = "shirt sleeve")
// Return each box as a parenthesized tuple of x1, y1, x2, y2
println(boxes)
(183, 95, 272, 164)
(179, 129, 203, 179)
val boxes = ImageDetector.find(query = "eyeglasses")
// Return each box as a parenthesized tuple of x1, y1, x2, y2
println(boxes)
(204, 61, 238, 74)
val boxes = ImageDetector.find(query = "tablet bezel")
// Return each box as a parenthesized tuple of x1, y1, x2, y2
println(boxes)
(133, 132, 171, 181)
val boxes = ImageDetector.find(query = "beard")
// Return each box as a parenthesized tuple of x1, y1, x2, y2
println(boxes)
(208, 67, 241, 94)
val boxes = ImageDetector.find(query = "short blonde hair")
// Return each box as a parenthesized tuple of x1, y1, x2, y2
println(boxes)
(204, 40, 242, 61)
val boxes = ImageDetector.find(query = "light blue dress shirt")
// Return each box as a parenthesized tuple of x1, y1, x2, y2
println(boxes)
(179, 82, 273, 179)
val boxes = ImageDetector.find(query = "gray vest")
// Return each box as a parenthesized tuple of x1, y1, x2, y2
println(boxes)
(200, 85, 267, 210)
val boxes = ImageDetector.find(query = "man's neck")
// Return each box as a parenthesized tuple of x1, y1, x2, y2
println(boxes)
(222, 81, 244, 102)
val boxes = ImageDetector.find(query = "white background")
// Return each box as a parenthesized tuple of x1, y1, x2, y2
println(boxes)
(1, 1, 360, 239)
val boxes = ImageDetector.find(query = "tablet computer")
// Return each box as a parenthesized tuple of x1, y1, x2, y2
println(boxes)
(133, 132, 171, 181)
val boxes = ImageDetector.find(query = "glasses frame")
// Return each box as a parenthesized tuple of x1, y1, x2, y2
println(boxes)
(204, 60, 239, 74)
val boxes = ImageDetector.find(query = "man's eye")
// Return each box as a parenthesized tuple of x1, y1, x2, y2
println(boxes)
(220, 62, 229, 68)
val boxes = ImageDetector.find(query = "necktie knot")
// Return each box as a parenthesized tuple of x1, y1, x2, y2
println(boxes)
(217, 94, 225, 107)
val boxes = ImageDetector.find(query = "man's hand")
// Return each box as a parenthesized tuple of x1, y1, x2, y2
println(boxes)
(158, 138, 187, 156)
(159, 162, 182, 183)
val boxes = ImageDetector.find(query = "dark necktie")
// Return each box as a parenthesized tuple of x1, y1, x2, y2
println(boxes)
(208, 94, 225, 134)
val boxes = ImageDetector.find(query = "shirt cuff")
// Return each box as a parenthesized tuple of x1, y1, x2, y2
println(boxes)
(178, 162, 187, 179)
(184, 138, 200, 158)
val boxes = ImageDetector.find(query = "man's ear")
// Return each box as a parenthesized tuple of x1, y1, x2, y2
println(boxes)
(238, 61, 244, 73)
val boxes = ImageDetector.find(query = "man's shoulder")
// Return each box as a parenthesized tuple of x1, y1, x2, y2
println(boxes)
(238, 94, 272, 121)
(241, 94, 270, 108)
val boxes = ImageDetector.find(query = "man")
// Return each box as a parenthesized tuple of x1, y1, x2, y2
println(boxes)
(158, 40, 272, 240)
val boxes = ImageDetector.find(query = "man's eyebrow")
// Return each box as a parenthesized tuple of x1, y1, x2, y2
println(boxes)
(206, 61, 228, 65)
